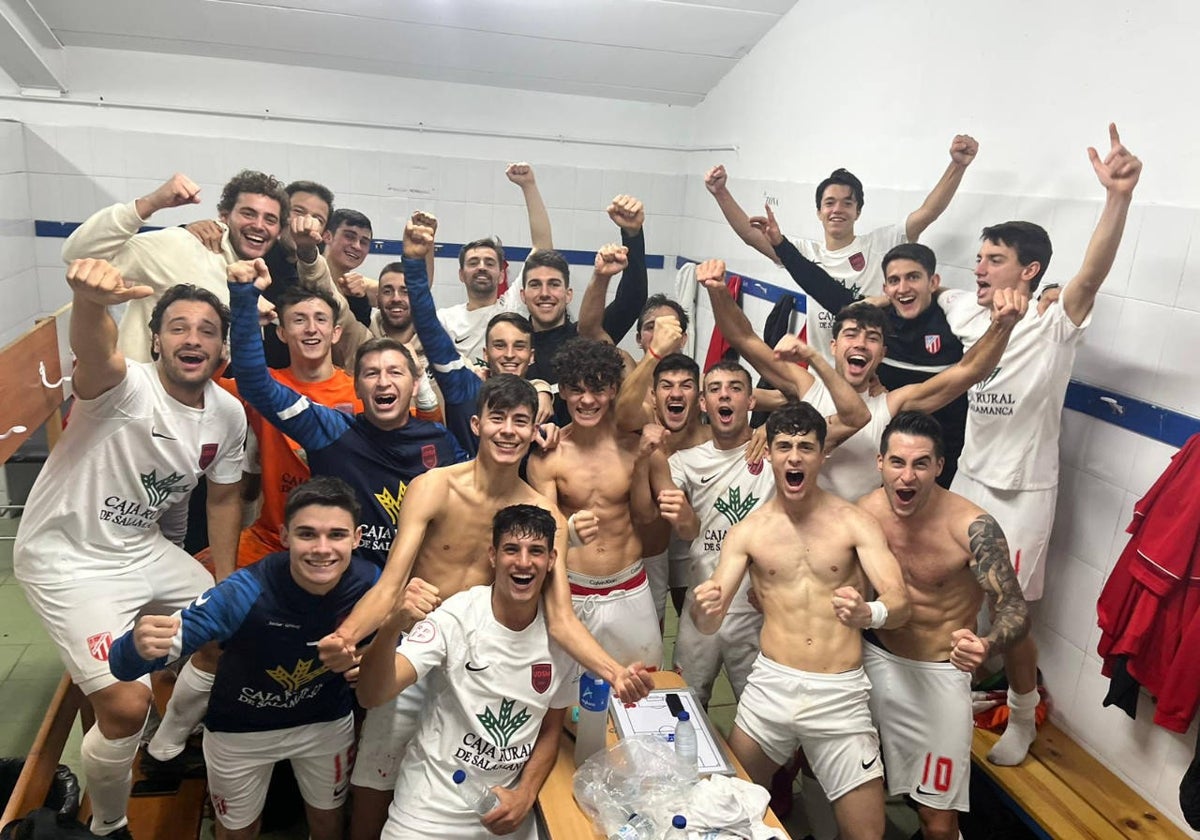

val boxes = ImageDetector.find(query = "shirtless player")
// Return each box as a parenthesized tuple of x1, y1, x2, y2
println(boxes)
(528, 337, 664, 669)
(858, 411, 1028, 840)
(320, 375, 653, 840)
(693, 402, 909, 840)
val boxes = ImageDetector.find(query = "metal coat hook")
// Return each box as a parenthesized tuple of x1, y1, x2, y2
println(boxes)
(1099, 395, 1125, 416)
(39, 361, 70, 389)
(0, 425, 27, 441)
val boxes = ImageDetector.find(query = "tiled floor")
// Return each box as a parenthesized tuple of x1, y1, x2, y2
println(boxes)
(1, 520, 917, 839)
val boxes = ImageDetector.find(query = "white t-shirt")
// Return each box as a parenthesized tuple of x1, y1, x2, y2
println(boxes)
(940, 289, 1089, 490)
(669, 440, 776, 615)
(794, 222, 907, 360)
(14, 362, 246, 585)
(436, 284, 524, 362)
(803, 377, 892, 502)
(387, 586, 578, 833)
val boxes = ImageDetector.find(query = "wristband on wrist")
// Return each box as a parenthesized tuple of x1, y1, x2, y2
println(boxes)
(648, 347, 663, 361)
(867, 600, 888, 629)
(567, 513, 584, 547)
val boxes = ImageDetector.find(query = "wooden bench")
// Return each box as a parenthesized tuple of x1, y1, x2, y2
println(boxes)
(0, 309, 206, 837)
(971, 722, 1189, 840)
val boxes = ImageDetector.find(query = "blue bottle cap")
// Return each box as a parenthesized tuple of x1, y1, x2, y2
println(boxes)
(677, 710, 690, 722)
(673, 815, 687, 829)
(452, 769, 466, 784)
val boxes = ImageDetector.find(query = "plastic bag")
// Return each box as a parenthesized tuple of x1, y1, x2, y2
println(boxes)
(573, 734, 697, 836)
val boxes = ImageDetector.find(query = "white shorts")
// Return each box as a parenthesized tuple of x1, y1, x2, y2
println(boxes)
(863, 640, 971, 812)
(735, 654, 882, 802)
(951, 473, 1055, 600)
(672, 596, 761, 708)
(204, 715, 355, 831)
(350, 670, 430, 791)
(382, 807, 535, 840)
(18, 547, 213, 694)
(643, 549, 670, 625)
(570, 561, 664, 670)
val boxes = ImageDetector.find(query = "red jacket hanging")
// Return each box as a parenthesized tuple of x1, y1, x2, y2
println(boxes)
(704, 272, 743, 371)
(1096, 433, 1200, 732)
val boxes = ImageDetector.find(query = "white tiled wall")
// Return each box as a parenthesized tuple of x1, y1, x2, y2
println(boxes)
(0, 121, 37, 350)
(21, 123, 687, 353)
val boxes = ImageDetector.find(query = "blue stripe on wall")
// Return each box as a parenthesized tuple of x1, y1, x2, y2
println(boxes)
(36, 221, 1200, 448)
(34, 220, 665, 270)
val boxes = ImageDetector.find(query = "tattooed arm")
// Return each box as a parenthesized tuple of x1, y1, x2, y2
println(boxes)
(949, 513, 1030, 673)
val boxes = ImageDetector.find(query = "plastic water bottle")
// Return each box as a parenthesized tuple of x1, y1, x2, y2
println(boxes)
(671, 814, 688, 831)
(575, 672, 610, 766)
(451, 768, 499, 815)
(674, 709, 698, 775)
(608, 812, 656, 840)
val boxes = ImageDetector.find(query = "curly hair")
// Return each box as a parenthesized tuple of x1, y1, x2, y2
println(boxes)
(217, 170, 290, 219)
(552, 337, 624, 392)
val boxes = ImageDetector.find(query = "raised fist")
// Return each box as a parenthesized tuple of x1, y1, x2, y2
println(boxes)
(693, 580, 723, 616)
(831, 586, 871, 628)
(138, 173, 201, 218)
(696, 258, 727, 291)
(704, 165, 728, 195)
(656, 488, 688, 526)
(290, 214, 324, 259)
(949, 628, 989, 672)
(397, 577, 441, 632)
(66, 258, 153, 305)
(133, 614, 181, 661)
(990, 287, 1029, 329)
(505, 162, 536, 187)
(569, 510, 600, 546)
(339, 272, 368, 298)
(773, 333, 817, 365)
(950, 134, 979, 167)
(607, 194, 645, 233)
(649, 314, 684, 359)
(226, 258, 272, 292)
(637, 423, 671, 458)
(404, 217, 436, 259)
(410, 210, 438, 238)
(593, 243, 629, 278)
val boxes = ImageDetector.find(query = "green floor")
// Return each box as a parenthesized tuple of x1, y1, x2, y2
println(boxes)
(0, 518, 917, 839)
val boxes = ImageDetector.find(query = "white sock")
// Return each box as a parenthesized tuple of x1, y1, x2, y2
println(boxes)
(988, 687, 1039, 766)
(147, 660, 214, 761)
(799, 773, 838, 840)
(82, 726, 141, 834)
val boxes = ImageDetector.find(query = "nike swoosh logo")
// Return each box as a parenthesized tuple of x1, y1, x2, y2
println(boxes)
(466, 662, 489, 672)
(151, 429, 177, 440)
(699, 475, 716, 484)
(195, 592, 211, 606)
(915, 785, 940, 796)
(860, 755, 878, 770)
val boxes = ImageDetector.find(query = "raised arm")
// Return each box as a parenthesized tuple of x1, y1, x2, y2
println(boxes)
(613, 315, 684, 433)
(63, 173, 202, 263)
(64, 259, 153, 399)
(578, 243, 629, 343)
(1062, 123, 1142, 326)
(699, 259, 815, 397)
(691, 520, 753, 635)
(354, 603, 422, 708)
(630, 426, 669, 527)
(891, 287, 1026, 415)
(833, 509, 910, 630)
(750, 206, 859, 314)
(507, 162, 554, 252)
(772, 334, 870, 448)
(600, 196, 648, 342)
(704, 165, 779, 262)
(905, 134, 978, 242)
(949, 513, 1030, 672)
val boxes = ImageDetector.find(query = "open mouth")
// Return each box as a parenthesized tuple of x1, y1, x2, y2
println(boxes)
(511, 573, 535, 586)
(715, 406, 734, 423)
(176, 352, 207, 369)
(304, 557, 338, 569)
(785, 470, 805, 490)
(243, 232, 266, 248)
(373, 394, 398, 408)
(896, 488, 917, 503)
(846, 354, 869, 374)
(896, 294, 916, 306)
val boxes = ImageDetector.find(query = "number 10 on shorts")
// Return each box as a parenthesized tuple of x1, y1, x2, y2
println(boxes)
(921, 754, 954, 793)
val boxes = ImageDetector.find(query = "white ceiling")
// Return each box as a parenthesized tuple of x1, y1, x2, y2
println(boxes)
(25, 0, 799, 105)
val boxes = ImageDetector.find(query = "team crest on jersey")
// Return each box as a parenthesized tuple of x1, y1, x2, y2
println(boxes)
(374, 483, 408, 525)
(714, 486, 759, 525)
(87, 632, 112, 662)
(408, 620, 436, 644)
(924, 335, 941, 355)
(421, 444, 439, 470)
(531, 663, 552, 694)
(198, 443, 219, 470)
(476, 698, 532, 747)
(265, 658, 329, 692)
(140, 469, 188, 507)
(849, 252, 866, 272)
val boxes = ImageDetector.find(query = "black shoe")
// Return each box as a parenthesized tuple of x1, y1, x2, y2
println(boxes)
(139, 743, 206, 780)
